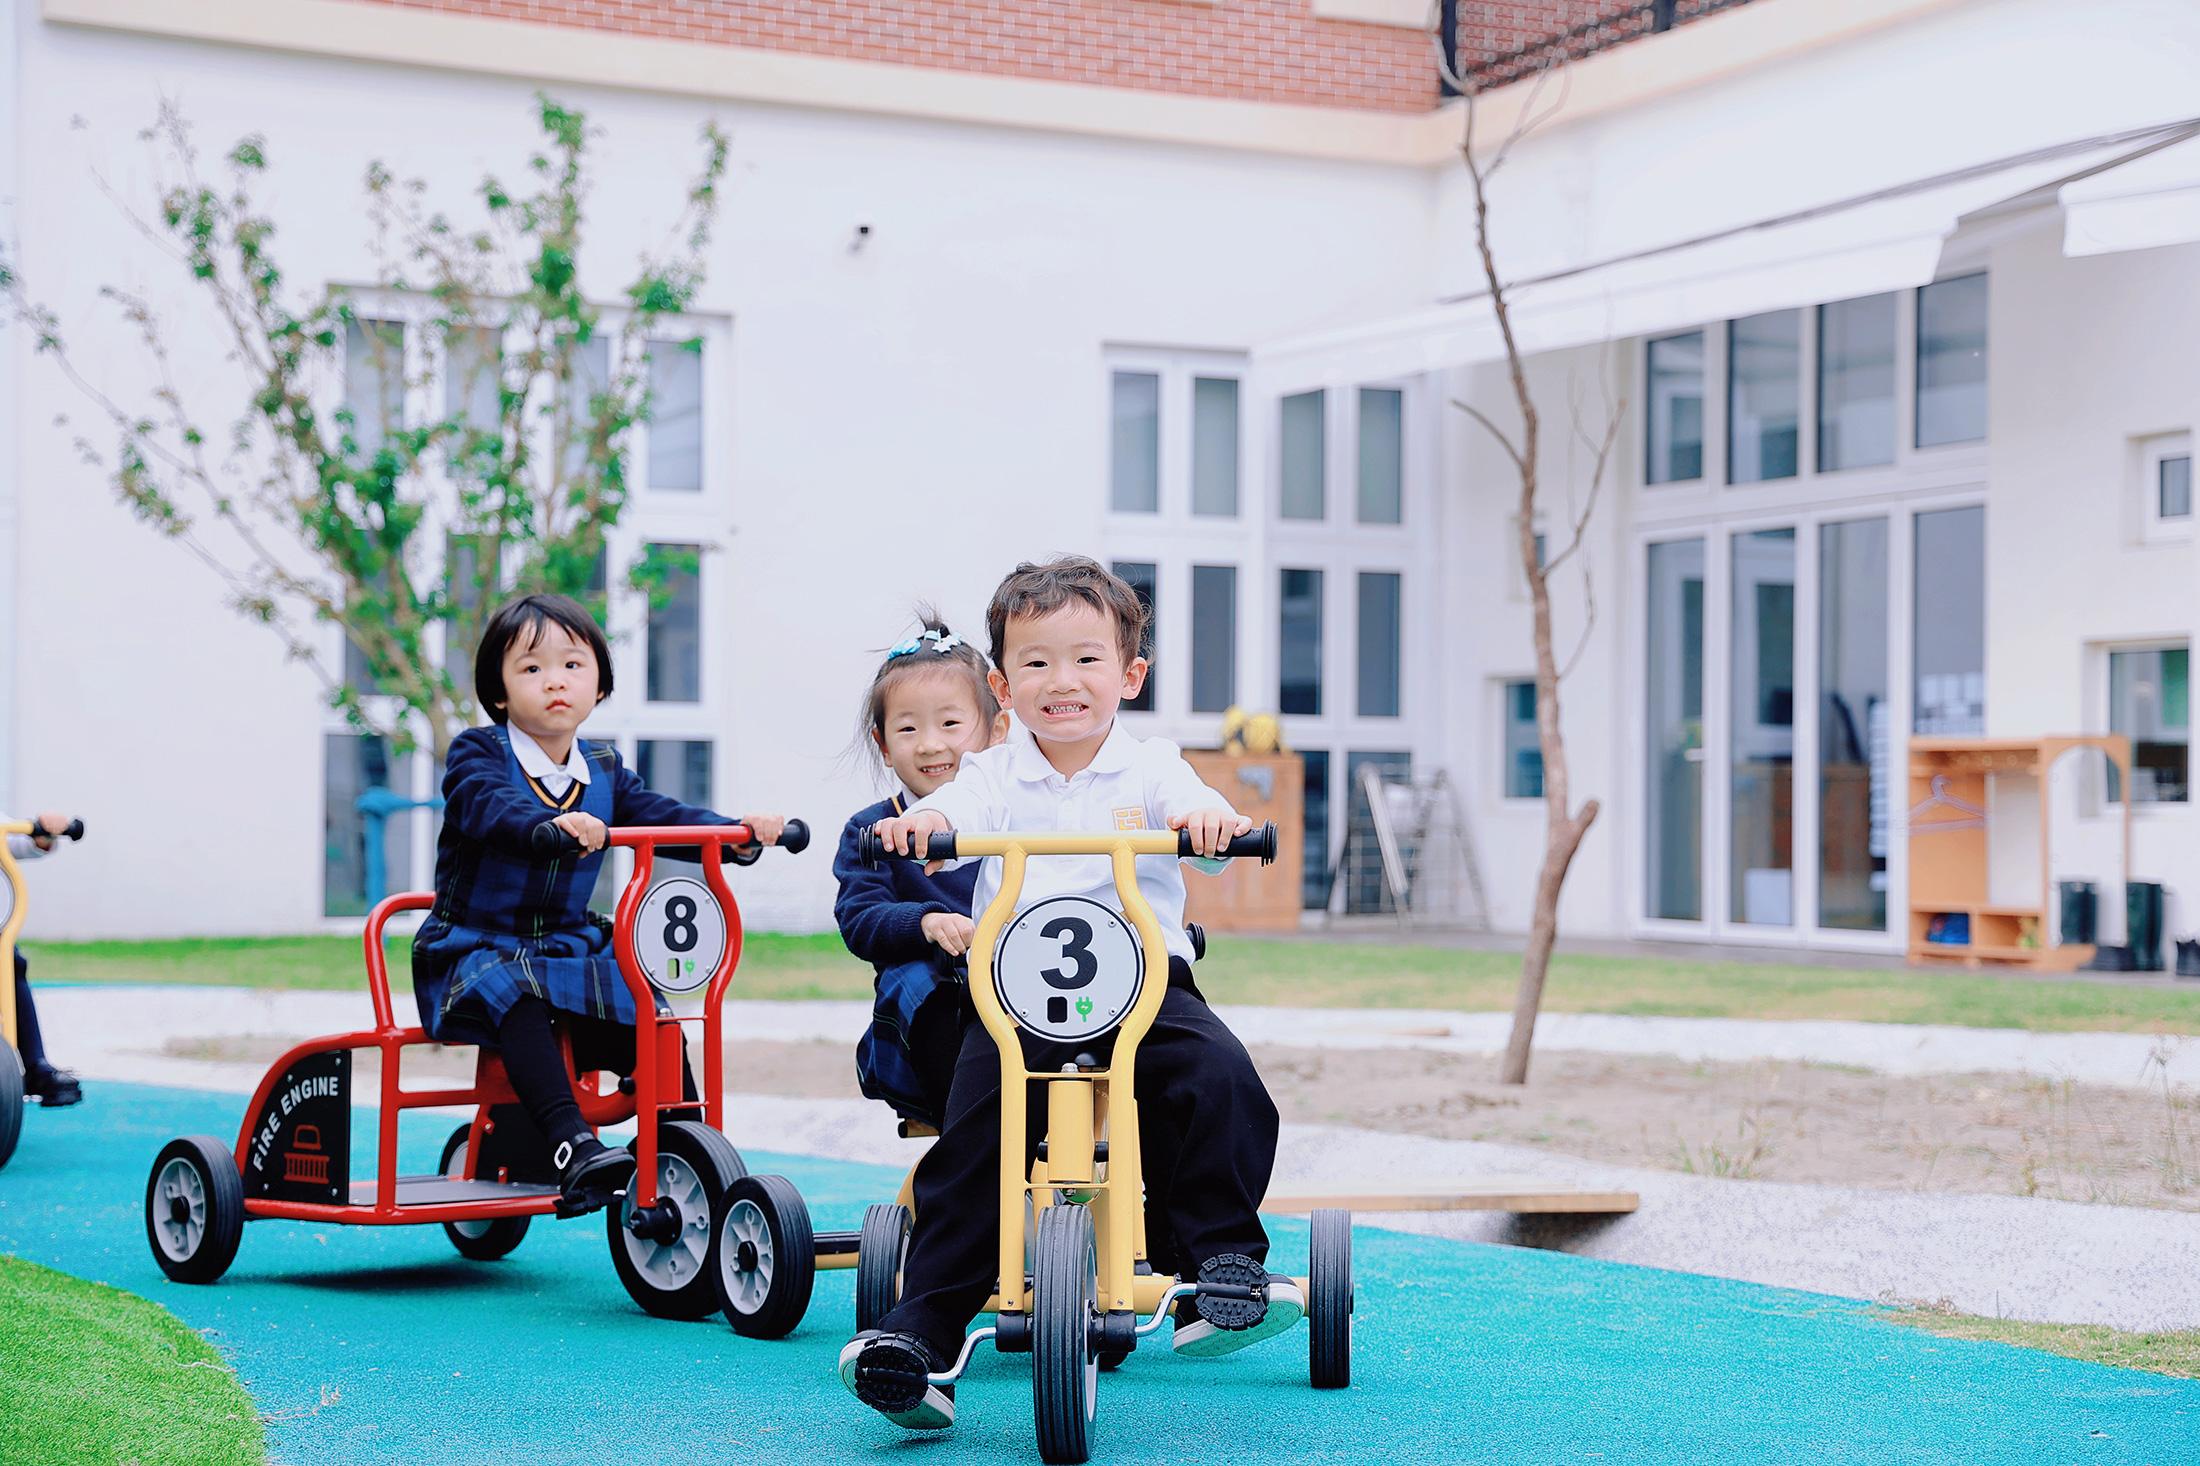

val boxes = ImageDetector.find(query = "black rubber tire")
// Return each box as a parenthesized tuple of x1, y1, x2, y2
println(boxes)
(854, 1202, 910, 1334)
(607, 1121, 748, 1319)
(1032, 1204, 1099, 1465)
(437, 1123, 530, 1261)
(714, 1173, 817, 1339)
(1309, 1208, 1353, 1389)
(0, 1044, 23, 1171)
(145, 1136, 246, 1285)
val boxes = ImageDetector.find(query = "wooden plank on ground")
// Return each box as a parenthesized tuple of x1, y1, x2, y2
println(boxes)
(1262, 1182, 1639, 1215)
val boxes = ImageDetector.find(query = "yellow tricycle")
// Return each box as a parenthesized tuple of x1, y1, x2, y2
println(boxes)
(0, 816, 85, 1169)
(855, 822, 1352, 1464)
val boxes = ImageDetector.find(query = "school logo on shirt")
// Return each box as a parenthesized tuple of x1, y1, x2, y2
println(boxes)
(1112, 806, 1145, 831)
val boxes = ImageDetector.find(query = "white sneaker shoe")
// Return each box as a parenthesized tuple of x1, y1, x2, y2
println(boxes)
(1172, 1274, 1305, 1358)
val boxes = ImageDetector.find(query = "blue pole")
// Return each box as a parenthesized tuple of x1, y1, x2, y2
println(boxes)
(355, 786, 446, 908)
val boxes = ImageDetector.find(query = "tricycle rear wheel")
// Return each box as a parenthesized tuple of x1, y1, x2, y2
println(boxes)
(438, 1123, 531, 1261)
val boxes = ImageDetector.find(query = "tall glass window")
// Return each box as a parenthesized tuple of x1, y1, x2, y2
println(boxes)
(1731, 528, 1796, 926)
(324, 733, 408, 917)
(1817, 294, 1896, 472)
(1192, 377, 1240, 517)
(646, 543, 702, 704)
(1645, 331, 1704, 484)
(443, 324, 502, 444)
(1357, 387, 1403, 524)
(637, 739, 713, 805)
(1818, 518, 1889, 931)
(344, 318, 405, 457)
(1646, 539, 1705, 920)
(1112, 560, 1157, 713)
(2160, 454, 2193, 521)
(1913, 506, 1985, 734)
(2108, 647, 2190, 804)
(646, 340, 704, 492)
(1503, 680, 1542, 799)
(1300, 749, 1331, 910)
(561, 334, 610, 482)
(1356, 572, 1401, 717)
(1728, 310, 1800, 484)
(1916, 273, 1988, 447)
(1280, 391, 1326, 520)
(1110, 371, 1160, 513)
(1190, 565, 1236, 714)
(1279, 568, 1324, 715)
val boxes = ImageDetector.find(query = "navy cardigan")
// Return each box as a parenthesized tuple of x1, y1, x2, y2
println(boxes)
(832, 795, 981, 968)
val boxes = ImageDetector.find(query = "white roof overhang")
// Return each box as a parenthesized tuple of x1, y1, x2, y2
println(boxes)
(1251, 120, 2200, 393)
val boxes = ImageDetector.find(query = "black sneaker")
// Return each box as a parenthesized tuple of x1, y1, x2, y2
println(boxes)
(838, 1330, 955, 1430)
(24, 1066, 81, 1108)
(551, 1135, 635, 1217)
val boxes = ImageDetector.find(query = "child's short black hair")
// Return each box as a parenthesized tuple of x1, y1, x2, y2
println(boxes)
(473, 593, 614, 723)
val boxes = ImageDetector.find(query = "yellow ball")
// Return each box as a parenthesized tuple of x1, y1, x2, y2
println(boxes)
(1241, 713, 1283, 755)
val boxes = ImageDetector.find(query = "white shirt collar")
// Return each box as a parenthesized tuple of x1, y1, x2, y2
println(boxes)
(507, 723, 592, 787)
(1005, 716, 1136, 783)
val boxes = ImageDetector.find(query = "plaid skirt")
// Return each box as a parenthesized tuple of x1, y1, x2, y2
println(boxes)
(411, 915, 665, 1048)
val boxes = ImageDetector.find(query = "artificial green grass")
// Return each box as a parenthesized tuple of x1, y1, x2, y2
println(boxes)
(0, 1253, 265, 1465)
(30, 930, 2200, 1035)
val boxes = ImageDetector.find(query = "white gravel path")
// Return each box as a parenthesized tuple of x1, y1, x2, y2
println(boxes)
(35, 985, 2200, 1330)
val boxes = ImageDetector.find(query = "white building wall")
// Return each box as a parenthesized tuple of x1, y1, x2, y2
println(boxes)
(5, 18, 1436, 936)
(1986, 218, 2200, 940)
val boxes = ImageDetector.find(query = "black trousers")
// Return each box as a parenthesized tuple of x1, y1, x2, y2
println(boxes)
(496, 997, 697, 1147)
(11, 949, 50, 1074)
(880, 961, 1280, 1360)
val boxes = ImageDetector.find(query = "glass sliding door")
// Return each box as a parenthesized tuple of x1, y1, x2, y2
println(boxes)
(1645, 539, 1706, 921)
(1914, 506, 1985, 735)
(1818, 518, 1889, 931)
(1730, 528, 1796, 926)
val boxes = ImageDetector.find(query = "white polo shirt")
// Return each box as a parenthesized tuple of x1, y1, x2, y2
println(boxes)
(905, 719, 1236, 964)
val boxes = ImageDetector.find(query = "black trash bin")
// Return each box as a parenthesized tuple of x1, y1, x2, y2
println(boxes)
(2058, 880, 2098, 946)
(2128, 881, 2166, 972)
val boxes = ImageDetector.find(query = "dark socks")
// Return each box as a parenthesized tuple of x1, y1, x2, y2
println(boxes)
(496, 997, 588, 1147)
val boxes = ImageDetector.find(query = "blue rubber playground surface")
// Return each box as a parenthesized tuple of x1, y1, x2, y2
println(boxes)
(1, 1081, 2193, 1463)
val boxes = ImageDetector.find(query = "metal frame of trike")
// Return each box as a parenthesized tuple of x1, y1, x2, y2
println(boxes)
(916, 829, 1301, 1378)
(0, 821, 36, 1052)
(234, 825, 758, 1229)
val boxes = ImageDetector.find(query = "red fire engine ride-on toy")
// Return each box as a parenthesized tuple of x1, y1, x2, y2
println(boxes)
(143, 821, 822, 1336)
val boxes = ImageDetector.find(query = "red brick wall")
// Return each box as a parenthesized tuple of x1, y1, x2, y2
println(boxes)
(358, 0, 1439, 113)
(352, 1, 1762, 113)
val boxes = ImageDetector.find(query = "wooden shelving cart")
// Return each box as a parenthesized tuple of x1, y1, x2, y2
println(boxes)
(1906, 735, 2131, 970)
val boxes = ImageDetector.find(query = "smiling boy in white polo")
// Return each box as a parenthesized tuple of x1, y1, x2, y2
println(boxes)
(839, 556, 1295, 1434)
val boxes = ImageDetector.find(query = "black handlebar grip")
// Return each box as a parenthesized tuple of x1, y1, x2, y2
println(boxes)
(776, 819, 811, 855)
(62, 819, 84, 841)
(531, 820, 582, 856)
(857, 829, 959, 866)
(32, 818, 85, 842)
(857, 828, 887, 869)
(1176, 821, 1278, 865)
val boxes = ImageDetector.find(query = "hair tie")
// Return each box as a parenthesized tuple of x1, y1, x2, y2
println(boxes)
(887, 628, 962, 660)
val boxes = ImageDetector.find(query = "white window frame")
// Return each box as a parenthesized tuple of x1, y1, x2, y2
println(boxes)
(2093, 638, 2192, 813)
(2137, 431, 2195, 546)
(1497, 676, 1542, 804)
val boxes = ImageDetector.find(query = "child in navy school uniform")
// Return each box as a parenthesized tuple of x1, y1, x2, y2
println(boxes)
(3, 810, 84, 1107)
(412, 593, 787, 1216)
(831, 614, 1005, 1126)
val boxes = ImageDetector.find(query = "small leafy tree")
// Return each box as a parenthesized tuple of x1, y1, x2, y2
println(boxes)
(1, 96, 729, 766)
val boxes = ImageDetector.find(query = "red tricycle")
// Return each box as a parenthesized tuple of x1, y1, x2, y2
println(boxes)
(143, 821, 822, 1337)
